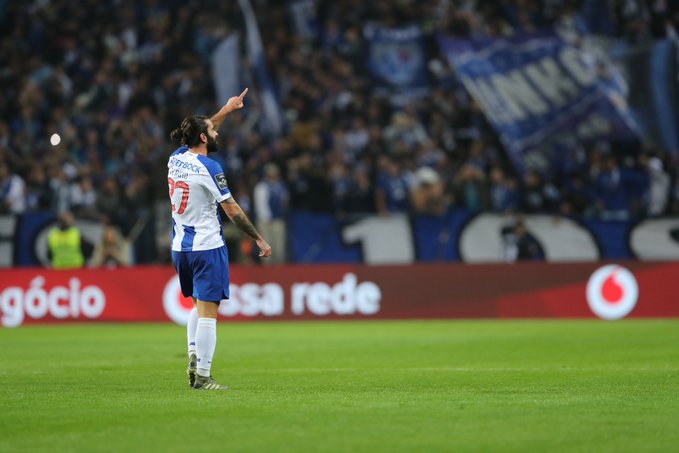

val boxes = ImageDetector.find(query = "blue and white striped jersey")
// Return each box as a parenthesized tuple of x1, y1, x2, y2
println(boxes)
(168, 146, 232, 252)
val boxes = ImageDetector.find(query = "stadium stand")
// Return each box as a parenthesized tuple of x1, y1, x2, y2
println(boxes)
(1, 0, 678, 264)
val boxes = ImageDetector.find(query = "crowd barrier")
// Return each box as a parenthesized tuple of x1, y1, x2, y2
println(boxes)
(6, 212, 679, 268)
(1, 262, 677, 327)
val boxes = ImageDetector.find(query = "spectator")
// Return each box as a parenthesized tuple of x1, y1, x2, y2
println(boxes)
(594, 156, 630, 220)
(559, 172, 594, 217)
(25, 163, 53, 211)
(121, 172, 156, 263)
(383, 111, 430, 156)
(329, 159, 353, 216)
(95, 176, 124, 226)
(645, 156, 670, 217)
(452, 163, 490, 212)
(254, 163, 289, 264)
(91, 223, 132, 268)
(345, 165, 376, 215)
(489, 166, 520, 215)
(47, 211, 90, 269)
(0, 161, 26, 214)
(69, 176, 98, 218)
(375, 156, 412, 216)
(411, 166, 448, 215)
(345, 117, 370, 157)
(287, 153, 332, 213)
(521, 169, 560, 214)
(502, 219, 545, 262)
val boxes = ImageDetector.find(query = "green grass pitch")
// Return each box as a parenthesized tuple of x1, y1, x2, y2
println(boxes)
(1, 320, 678, 452)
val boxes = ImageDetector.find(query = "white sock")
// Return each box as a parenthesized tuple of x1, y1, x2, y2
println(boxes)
(187, 307, 198, 357)
(195, 318, 217, 377)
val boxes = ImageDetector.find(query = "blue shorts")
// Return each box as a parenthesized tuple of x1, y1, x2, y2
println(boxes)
(172, 246, 230, 303)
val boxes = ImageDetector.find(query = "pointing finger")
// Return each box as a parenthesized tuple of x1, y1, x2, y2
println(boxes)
(239, 88, 249, 99)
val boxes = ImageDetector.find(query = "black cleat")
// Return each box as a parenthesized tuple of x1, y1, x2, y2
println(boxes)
(192, 374, 229, 390)
(187, 354, 197, 388)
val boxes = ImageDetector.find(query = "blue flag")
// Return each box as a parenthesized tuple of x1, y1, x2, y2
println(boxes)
(365, 24, 429, 97)
(438, 30, 640, 175)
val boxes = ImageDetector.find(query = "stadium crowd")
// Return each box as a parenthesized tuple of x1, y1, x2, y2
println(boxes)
(1, 0, 679, 264)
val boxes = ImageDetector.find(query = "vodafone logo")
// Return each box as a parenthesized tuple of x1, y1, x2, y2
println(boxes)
(163, 276, 194, 325)
(586, 265, 638, 320)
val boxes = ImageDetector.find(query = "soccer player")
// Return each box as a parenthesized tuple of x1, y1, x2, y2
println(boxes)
(168, 88, 271, 390)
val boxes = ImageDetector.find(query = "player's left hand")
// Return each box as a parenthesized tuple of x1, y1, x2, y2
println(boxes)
(225, 88, 249, 112)
(256, 238, 272, 258)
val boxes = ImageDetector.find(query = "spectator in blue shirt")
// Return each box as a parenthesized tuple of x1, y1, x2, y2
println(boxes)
(375, 156, 411, 216)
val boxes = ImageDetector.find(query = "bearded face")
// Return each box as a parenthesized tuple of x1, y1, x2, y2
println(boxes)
(206, 132, 218, 153)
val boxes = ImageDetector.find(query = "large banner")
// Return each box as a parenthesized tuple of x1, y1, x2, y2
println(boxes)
(1, 262, 678, 327)
(290, 211, 679, 264)
(438, 30, 640, 175)
(5, 212, 679, 267)
(365, 24, 429, 98)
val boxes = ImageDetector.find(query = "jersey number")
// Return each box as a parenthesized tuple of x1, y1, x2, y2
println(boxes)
(168, 178, 190, 214)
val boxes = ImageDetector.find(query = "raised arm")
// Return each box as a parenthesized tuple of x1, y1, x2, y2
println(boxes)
(211, 88, 249, 130)
(220, 197, 272, 257)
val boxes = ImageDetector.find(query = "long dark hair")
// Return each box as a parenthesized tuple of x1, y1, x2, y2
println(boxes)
(170, 115, 209, 147)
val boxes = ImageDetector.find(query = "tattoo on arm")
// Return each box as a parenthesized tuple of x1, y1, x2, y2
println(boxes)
(222, 198, 260, 239)
(232, 213, 260, 240)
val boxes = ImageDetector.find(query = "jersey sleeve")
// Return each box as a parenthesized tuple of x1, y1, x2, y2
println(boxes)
(197, 155, 232, 202)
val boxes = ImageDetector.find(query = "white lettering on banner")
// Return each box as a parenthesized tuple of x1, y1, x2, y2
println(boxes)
(342, 215, 414, 264)
(0, 287, 23, 328)
(163, 273, 382, 325)
(291, 273, 381, 316)
(80, 286, 106, 318)
(49, 284, 70, 319)
(630, 219, 679, 260)
(492, 70, 549, 120)
(460, 214, 599, 262)
(24, 277, 49, 318)
(461, 47, 596, 124)
(220, 283, 284, 317)
(462, 78, 512, 125)
(525, 57, 579, 105)
(459, 214, 679, 263)
(0, 276, 106, 328)
(559, 47, 594, 87)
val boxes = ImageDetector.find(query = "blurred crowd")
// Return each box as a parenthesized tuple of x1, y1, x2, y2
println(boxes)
(2, 0, 679, 265)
